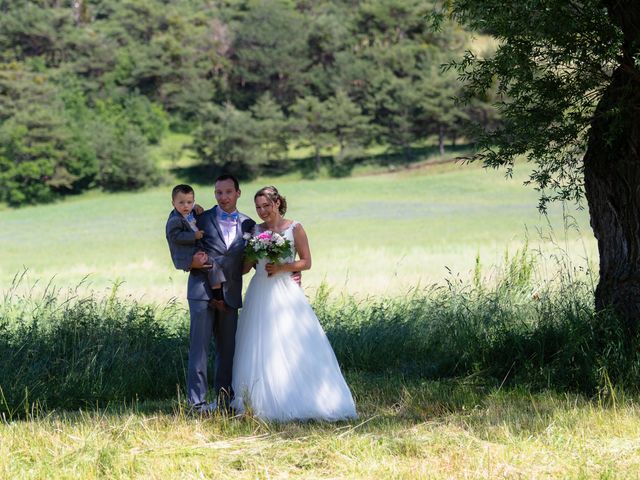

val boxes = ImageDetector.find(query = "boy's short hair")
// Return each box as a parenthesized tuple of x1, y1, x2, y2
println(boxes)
(215, 174, 240, 191)
(172, 184, 194, 200)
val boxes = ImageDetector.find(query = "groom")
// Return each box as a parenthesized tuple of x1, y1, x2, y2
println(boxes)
(187, 173, 255, 413)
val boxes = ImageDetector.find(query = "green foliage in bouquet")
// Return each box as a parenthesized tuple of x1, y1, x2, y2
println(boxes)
(244, 230, 293, 264)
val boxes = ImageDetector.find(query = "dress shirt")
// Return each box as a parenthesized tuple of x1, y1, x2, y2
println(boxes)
(218, 208, 239, 247)
(185, 211, 199, 232)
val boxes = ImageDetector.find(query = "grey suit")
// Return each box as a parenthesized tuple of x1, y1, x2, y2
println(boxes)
(165, 209, 199, 271)
(166, 209, 226, 284)
(186, 205, 255, 407)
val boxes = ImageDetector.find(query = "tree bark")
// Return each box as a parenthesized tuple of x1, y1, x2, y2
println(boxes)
(583, 1, 640, 336)
(314, 146, 321, 171)
(438, 124, 446, 156)
(73, 0, 89, 25)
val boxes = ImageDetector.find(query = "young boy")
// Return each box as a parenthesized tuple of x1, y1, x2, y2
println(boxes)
(166, 184, 225, 291)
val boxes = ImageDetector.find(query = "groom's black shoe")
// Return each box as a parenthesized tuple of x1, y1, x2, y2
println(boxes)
(189, 402, 216, 416)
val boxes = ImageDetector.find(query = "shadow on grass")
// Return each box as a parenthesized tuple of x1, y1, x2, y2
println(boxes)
(3, 256, 638, 421)
(169, 143, 474, 184)
(353, 143, 472, 168)
(12, 371, 626, 446)
(169, 163, 238, 185)
(3, 372, 487, 426)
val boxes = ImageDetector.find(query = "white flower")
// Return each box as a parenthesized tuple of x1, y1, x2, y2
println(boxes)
(243, 232, 252, 240)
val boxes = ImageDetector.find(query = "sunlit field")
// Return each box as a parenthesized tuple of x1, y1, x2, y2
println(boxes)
(0, 148, 629, 480)
(0, 160, 595, 302)
(2, 376, 639, 479)
(0, 4, 630, 477)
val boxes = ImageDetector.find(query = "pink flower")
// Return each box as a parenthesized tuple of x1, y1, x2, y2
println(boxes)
(245, 229, 292, 263)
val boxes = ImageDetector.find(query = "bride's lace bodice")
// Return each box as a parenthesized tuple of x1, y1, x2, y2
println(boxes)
(254, 221, 299, 278)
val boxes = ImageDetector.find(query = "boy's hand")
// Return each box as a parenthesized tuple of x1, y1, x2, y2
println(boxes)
(195, 230, 204, 240)
(190, 251, 212, 269)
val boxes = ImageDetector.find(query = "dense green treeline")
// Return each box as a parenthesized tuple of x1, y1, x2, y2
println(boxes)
(0, 0, 495, 205)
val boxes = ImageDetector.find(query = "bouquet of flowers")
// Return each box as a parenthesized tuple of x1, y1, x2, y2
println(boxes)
(244, 230, 293, 263)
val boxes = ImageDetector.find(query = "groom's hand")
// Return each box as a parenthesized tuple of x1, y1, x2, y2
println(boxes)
(193, 203, 205, 215)
(190, 251, 212, 269)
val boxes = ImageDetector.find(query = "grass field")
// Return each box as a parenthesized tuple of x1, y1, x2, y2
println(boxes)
(0, 154, 595, 302)
(3, 139, 635, 479)
(3, 375, 639, 479)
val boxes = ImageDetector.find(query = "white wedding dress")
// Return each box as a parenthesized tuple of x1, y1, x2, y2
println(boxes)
(231, 222, 357, 422)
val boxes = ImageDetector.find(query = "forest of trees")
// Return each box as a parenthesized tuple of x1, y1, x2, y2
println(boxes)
(0, 0, 496, 206)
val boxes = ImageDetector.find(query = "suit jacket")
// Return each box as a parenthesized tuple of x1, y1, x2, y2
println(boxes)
(166, 209, 199, 271)
(187, 205, 255, 308)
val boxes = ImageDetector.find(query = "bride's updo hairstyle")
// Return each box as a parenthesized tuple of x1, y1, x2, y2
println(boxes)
(254, 186, 287, 215)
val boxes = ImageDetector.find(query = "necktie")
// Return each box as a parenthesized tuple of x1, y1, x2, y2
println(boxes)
(221, 211, 239, 221)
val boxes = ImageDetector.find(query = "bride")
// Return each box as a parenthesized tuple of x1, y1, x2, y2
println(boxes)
(231, 186, 357, 422)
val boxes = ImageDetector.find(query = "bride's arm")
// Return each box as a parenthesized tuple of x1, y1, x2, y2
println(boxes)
(241, 224, 258, 275)
(265, 224, 312, 275)
(242, 259, 256, 274)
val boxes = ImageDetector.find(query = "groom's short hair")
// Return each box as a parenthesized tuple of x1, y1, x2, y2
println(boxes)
(215, 173, 240, 191)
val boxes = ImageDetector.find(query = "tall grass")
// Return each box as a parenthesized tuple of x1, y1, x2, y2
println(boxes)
(0, 273, 189, 419)
(318, 245, 639, 393)
(2, 251, 639, 419)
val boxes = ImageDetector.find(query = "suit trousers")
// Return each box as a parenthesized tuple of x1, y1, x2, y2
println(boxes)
(187, 299, 239, 406)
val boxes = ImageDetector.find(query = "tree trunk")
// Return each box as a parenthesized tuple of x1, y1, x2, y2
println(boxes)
(314, 146, 321, 171)
(583, 1, 640, 336)
(403, 142, 411, 162)
(73, 0, 89, 25)
(438, 124, 445, 156)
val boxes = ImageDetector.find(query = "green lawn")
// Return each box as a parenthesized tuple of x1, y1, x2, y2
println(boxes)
(0, 158, 595, 302)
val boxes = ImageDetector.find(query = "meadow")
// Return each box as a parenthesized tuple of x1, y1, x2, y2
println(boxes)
(2, 270, 640, 478)
(3, 377, 640, 479)
(0, 151, 595, 302)
(5, 146, 639, 479)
